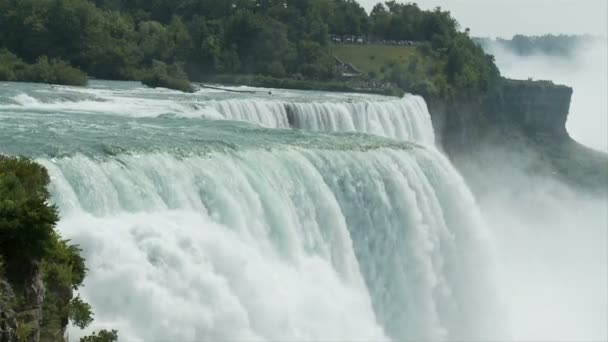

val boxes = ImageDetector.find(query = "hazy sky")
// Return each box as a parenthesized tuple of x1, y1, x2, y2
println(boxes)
(358, 0, 608, 38)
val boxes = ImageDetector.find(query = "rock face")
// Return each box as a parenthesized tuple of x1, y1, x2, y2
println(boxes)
(427, 78, 607, 195)
(0, 263, 51, 342)
(0, 279, 17, 342)
(500, 80, 572, 137)
(21, 262, 45, 342)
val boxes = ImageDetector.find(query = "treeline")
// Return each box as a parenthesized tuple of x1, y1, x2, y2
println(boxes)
(365, 2, 500, 98)
(0, 0, 500, 98)
(476, 34, 600, 57)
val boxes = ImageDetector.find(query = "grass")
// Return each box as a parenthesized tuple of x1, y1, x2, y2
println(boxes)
(331, 44, 420, 76)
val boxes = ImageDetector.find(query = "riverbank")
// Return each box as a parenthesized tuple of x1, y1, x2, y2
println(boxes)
(200, 74, 402, 97)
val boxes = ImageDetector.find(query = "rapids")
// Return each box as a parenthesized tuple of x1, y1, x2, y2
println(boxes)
(0, 80, 503, 341)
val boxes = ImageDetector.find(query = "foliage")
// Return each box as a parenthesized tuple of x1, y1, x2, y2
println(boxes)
(209, 74, 397, 96)
(0, 50, 24, 81)
(16, 320, 37, 341)
(0, 156, 114, 339)
(80, 329, 119, 342)
(139, 60, 195, 92)
(0, 156, 57, 278)
(24, 56, 88, 86)
(69, 296, 94, 329)
(502, 78, 571, 93)
(369, 2, 457, 41)
(0, 0, 501, 97)
(0, 50, 87, 86)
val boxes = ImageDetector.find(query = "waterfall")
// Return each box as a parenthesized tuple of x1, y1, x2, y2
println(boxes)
(210, 94, 434, 145)
(1, 81, 503, 341)
(2, 86, 434, 145)
(36, 146, 500, 341)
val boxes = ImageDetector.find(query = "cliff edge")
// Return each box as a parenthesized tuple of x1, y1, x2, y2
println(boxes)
(428, 78, 608, 195)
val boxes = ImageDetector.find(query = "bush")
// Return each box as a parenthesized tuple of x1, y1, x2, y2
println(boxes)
(23, 57, 88, 86)
(80, 330, 119, 342)
(0, 156, 57, 277)
(69, 296, 94, 329)
(140, 61, 195, 93)
(0, 50, 26, 82)
(0, 51, 87, 86)
(0, 155, 116, 339)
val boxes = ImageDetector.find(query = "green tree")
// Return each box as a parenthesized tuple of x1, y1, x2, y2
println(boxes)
(80, 330, 119, 342)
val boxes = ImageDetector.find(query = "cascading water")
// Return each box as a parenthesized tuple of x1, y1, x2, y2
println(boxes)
(0, 80, 504, 341)
(0, 81, 433, 144)
(209, 94, 434, 144)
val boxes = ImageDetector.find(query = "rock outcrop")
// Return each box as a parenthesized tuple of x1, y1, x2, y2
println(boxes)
(20, 263, 45, 342)
(0, 279, 17, 342)
(427, 78, 607, 195)
(0, 263, 48, 342)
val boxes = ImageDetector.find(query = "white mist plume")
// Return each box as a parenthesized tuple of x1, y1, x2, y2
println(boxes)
(453, 37, 608, 340)
(464, 138, 607, 341)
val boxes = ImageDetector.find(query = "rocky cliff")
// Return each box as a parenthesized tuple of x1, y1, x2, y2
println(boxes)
(428, 78, 608, 195)
(500, 79, 573, 136)
(0, 264, 50, 342)
(0, 279, 17, 342)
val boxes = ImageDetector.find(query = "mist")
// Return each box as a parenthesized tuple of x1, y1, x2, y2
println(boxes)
(468, 150, 607, 340)
(467, 38, 608, 340)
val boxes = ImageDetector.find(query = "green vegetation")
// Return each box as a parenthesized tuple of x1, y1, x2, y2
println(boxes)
(0, 0, 500, 97)
(0, 50, 87, 86)
(331, 43, 448, 97)
(139, 61, 195, 93)
(0, 156, 60, 277)
(0, 155, 116, 341)
(332, 44, 419, 76)
(209, 74, 399, 95)
(502, 78, 571, 91)
(80, 329, 119, 342)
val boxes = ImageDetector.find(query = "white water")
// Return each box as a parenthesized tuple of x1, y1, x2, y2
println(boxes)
(3, 85, 434, 144)
(2, 81, 503, 341)
(40, 148, 501, 341)
(210, 94, 434, 144)
(285, 95, 434, 144)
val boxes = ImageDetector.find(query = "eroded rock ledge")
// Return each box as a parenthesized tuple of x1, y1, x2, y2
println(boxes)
(428, 78, 607, 195)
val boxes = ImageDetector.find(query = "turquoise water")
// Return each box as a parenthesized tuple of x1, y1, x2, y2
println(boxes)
(0, 81, 422, 157)
(0, 80, 502, 341)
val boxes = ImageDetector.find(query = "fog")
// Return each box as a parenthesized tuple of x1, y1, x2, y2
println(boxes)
(467, 38, 608, 340)
(469, 151, 607, 340)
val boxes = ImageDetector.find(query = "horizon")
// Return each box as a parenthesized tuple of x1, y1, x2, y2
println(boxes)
(357, 0, 608, 38)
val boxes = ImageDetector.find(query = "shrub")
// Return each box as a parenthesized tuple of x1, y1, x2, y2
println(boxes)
(69, 296, 94, 329)
(0, 50, 25, 82)
(140, 61, 194, 93)
(27, 57, 88, 86)
(80, 330, 119, 342)
(0, 156, 57, 278)
(0, 155, 115, 339)
(0, 51, 87, 86)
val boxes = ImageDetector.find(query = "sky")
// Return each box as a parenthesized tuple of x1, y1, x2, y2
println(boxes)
(357, 0, 608, 38)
